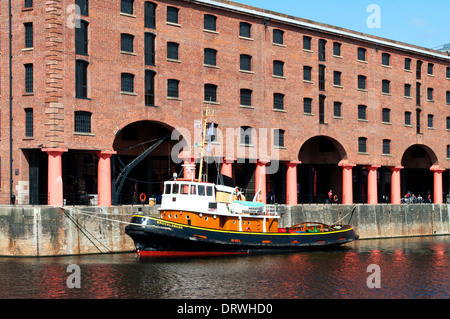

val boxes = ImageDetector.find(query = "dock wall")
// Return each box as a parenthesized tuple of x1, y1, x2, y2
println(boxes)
(0, 204, 448, 256)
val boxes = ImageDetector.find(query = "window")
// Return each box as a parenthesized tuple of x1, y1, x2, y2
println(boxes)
(240, 54, 252, 72)
(303, 98, 312, 114)
(382, 108, 390, 123)
(447, 146, 450, 159)
(416, 82, 421, 106)
(167, 42, 179, 60)
(416, 109, 422, 134)
(239, 22, 251, 38)
(446, 117, 450, 130)
(204, 14, 217, 32)
(334, 102, 342, 118)
(427, 88, 434, 101)
(405, 58, 411, 71)
(204, 84, 217, 102)
(357, 47, 366, 61)
(25, 108, 33, 138)
(382, 140, 391, 155)
(167, 79, 179, 98)
(273, 29, 284, 45)
(427, 63, 434, 75)
(319, 95, 326, 124)
(447, 67, 450, 79)
(382, 80, 390, 94)
(145, 32, 156, 65)
(207, 123, 218, 142)
(121, 0, 134, 15)
(75, 60, 88, 98)
(428, 114, 434, 128)
(145, 70, 156, 106)
(121, 33, 134, 53)
(75, 20, 88, 55)
(204, 48, 217, 66)
(240, 89, 252, 107)
(318, 39, 326, 61)
(405, 111, 412, 126)
(358, 75, 367, 90)
(303, 36, 312, 50)
(274, 129, 285, 147)
(318, 64, 326, 91)
(333, 71, 342, 86)
(74, 111, 92, 134)
(333, 42, 341, 56)
(303, 66, 312, 82)
(24, 0, 33, 8)
(273, 93, 284, 110)
(144, 2, 156, 28)
(382, 53, 390, 66)
(447, 91, 450, 104)
(273, 60, 284, 77)
(24, 63, 33, 93)
(76, 0, 89, 16)
(358, 137, 367, 153)
(405, 84, 411, 97)
(240, 126, 252, 145)
(358, 105, 367, 120)
(121, 73, 134, 93)
(167, 6, 179, 24)
(416, 60, 422, 80)
(24, 22, 33, 49)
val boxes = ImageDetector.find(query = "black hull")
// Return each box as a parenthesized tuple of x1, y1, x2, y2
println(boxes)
(125, 215, 359, 257)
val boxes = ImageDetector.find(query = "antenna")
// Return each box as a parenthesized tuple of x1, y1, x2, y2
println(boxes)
(198, 102, 215, 182)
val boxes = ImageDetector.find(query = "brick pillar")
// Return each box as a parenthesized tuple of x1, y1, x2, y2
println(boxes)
(339, 162, 355, 205)
(366, 165, 380, 205)
(430, 166, 445, 204)
(285, 161, 301, 205)
(390, 166, 403, 205)
(42, 148, 68, 206)
(96, 151, 116, 206)
(255, 160, 270, 203)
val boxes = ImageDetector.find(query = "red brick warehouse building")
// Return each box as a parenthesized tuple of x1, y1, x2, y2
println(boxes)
(0, 0, 449, 206)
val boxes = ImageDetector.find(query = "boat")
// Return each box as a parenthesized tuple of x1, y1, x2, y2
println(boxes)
(125, 105, 358, 257)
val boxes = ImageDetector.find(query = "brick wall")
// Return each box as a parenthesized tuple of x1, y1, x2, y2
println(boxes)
(0, 0, 449, 203)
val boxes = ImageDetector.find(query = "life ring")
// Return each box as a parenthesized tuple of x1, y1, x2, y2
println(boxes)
(334, 195, 338, 203)
(428, 194, 432, 202)
(246, 226, 251, 232)
(139, 193, 147, 203)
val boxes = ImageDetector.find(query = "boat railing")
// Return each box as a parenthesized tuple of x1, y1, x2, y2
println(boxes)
(265, 204, 279, 216)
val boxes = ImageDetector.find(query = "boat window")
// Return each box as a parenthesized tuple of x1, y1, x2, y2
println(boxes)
(190, 185, 197, 195)
(165, 184, 171, 195)
(206, 186, 213, 196)
(172, 184, 179, 194)
(198, 185, 205, 196)
(181, 184, 189, 195)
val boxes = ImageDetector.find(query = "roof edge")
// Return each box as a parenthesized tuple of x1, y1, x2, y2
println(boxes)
(191, 0, 450, 61)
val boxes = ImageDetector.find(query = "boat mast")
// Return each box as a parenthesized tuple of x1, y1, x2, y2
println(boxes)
(198, 103, 214, 182)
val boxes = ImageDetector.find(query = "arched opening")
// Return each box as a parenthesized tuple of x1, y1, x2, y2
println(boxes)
(111, 120, 185, 205)
(401, 144, 438, 201)
(298, 136, 347, 203)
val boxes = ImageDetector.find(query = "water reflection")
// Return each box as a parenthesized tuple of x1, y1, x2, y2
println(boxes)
(0, 236, 448, 299)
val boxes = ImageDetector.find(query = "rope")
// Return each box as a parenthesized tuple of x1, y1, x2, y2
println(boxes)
(60, 208, 111, 254)
(332, 205, 357, 226)
(59, 207, 169, 230)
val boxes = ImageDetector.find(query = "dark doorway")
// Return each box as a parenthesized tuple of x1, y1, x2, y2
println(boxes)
(298, 136, 347, 203)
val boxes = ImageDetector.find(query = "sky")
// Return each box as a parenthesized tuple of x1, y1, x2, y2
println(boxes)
(233, 0, 449, 50)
